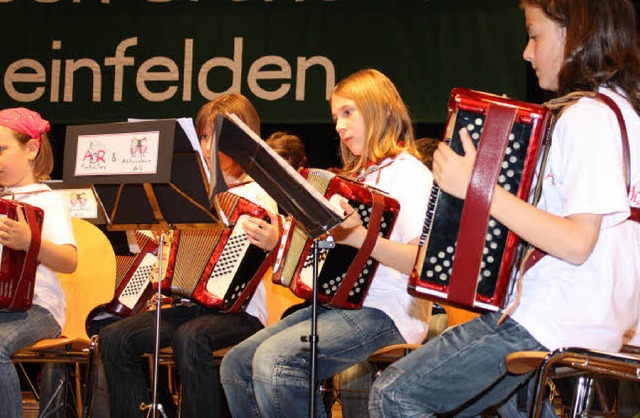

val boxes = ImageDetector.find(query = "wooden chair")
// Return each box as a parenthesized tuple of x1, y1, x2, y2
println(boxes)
(505, 344, 640, 417)
(12, 218, 117, 417)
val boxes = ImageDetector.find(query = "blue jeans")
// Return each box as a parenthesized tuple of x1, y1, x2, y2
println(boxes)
(220, 305, 404, 418)
(369, 311, 555, 418)
(0, 305, 61, 418)
(339, 360, 378, 418)
(99, 303, 263, 418)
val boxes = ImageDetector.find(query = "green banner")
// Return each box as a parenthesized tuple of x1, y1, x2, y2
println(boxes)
(1, 0, 526, 124)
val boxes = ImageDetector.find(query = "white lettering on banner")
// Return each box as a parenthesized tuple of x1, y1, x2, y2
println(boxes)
(248, 56, 291, 101)
(104, 37, 137, 102)
(4, 59, 46, 102)
(197, 37, 243, 99)
(137, 57, 180, 102)
(3, 36, 335, 104)
(64, 58, 102, 102)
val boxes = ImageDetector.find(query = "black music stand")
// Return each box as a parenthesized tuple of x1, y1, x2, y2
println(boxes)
(64, 118, 220, 418)
(211, 114, 344, 417)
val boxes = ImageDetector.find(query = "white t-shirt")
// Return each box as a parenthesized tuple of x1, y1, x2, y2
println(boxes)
(3, 183, 76, 329)
(226, 178, 278, 327)
(360, 152, 434, 344)
(510, 88, 640, 352)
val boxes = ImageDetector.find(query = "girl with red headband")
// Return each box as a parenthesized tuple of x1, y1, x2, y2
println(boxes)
(0, 107, 77, 418)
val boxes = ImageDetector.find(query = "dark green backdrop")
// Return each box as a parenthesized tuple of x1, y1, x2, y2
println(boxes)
(1, 0, 526, 125)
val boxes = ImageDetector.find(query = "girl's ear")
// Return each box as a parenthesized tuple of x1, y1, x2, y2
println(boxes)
(26, 139, 40, 160)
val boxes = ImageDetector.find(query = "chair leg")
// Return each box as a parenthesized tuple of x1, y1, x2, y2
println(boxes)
(39, 377, 65, 417)
(176, 383, 183, 418)
(82, 335, 99, 418)
(569, 376, 594, 417)
(529, 358, 554, 418)
(39, 364, 75, 418)
(17, 362, 40, 401)
(75, 363, 83, 417)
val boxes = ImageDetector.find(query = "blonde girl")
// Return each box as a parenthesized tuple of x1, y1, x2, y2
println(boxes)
(220, 69, 434, 417)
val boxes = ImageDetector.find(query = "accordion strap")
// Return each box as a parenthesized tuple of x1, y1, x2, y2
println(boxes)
(448, 104, 517, 307)
(330, 192, 385, 307)
(525, 92, 636, 271)
(595, 93, 640, 222)
(11, 203, 42, 308)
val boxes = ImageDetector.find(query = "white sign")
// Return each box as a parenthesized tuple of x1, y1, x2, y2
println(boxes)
(55, 188, 99, 220)
(74, 131, 160, 176)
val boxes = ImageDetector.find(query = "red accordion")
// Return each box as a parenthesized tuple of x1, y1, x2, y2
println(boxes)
(408, 88, 552, 312)
(159, 191, 273, 313)
(104, 231, 158, 317)
(0, 199, 44, 311)
(272, 168, 399, 309)
(85, 230, 159, 334)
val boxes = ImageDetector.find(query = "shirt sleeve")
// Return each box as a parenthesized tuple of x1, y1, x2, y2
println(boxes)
(552, 99, 630, 228)
(372, 156, 433, 244)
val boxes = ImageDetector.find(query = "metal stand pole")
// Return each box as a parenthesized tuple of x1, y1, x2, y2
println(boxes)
(303, 236, 334, 417)
(140, 232, 168, 418)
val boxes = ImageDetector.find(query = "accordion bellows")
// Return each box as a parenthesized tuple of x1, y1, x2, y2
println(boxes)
(272, 168, 400, 309)
(159, 191, 273, 313)
(107, 231, 158, 317)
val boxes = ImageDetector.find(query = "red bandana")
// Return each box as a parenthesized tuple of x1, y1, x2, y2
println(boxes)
(0, 108, 50, 141)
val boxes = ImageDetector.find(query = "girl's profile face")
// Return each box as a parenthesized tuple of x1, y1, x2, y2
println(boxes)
(0, 126, 37, 188)
(198, 124, 243, 181)
(331, 94, 366, 157)
(522, 5, 566, 92)
(199, 126, 213, 168)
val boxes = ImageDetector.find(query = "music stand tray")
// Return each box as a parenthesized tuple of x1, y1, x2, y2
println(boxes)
(64, 118, 219, 231)
(210, 113, 343, 238)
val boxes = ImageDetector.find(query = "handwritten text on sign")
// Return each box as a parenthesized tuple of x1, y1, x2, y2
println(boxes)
(75, 131, 160, 176)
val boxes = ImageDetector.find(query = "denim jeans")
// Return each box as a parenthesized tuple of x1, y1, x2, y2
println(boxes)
(220, 305, 404, 418)
(339, 360, 378, 418)
(369, 311, 555, 418)
(99, 303, 263, 418)
(0, 305, 61, 418)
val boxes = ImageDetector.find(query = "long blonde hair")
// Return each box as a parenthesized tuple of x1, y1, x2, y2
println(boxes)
(330, 69, 417, 177)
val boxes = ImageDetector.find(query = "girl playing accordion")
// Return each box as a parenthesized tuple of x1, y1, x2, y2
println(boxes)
(0, 108, 77, 418)
(99, 93, 280, 418)
(369, 1, 640, 416)
(220, 68, 434, 417)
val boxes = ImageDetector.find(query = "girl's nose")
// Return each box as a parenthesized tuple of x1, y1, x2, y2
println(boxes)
(522, 40, 534, 62)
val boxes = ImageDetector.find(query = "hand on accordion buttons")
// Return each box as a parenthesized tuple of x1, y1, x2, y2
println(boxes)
(0, 205, 31, 251)
(330, 201, 366, 248)
(432, 128, 477, 200)
(243, 210, 281, 252)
